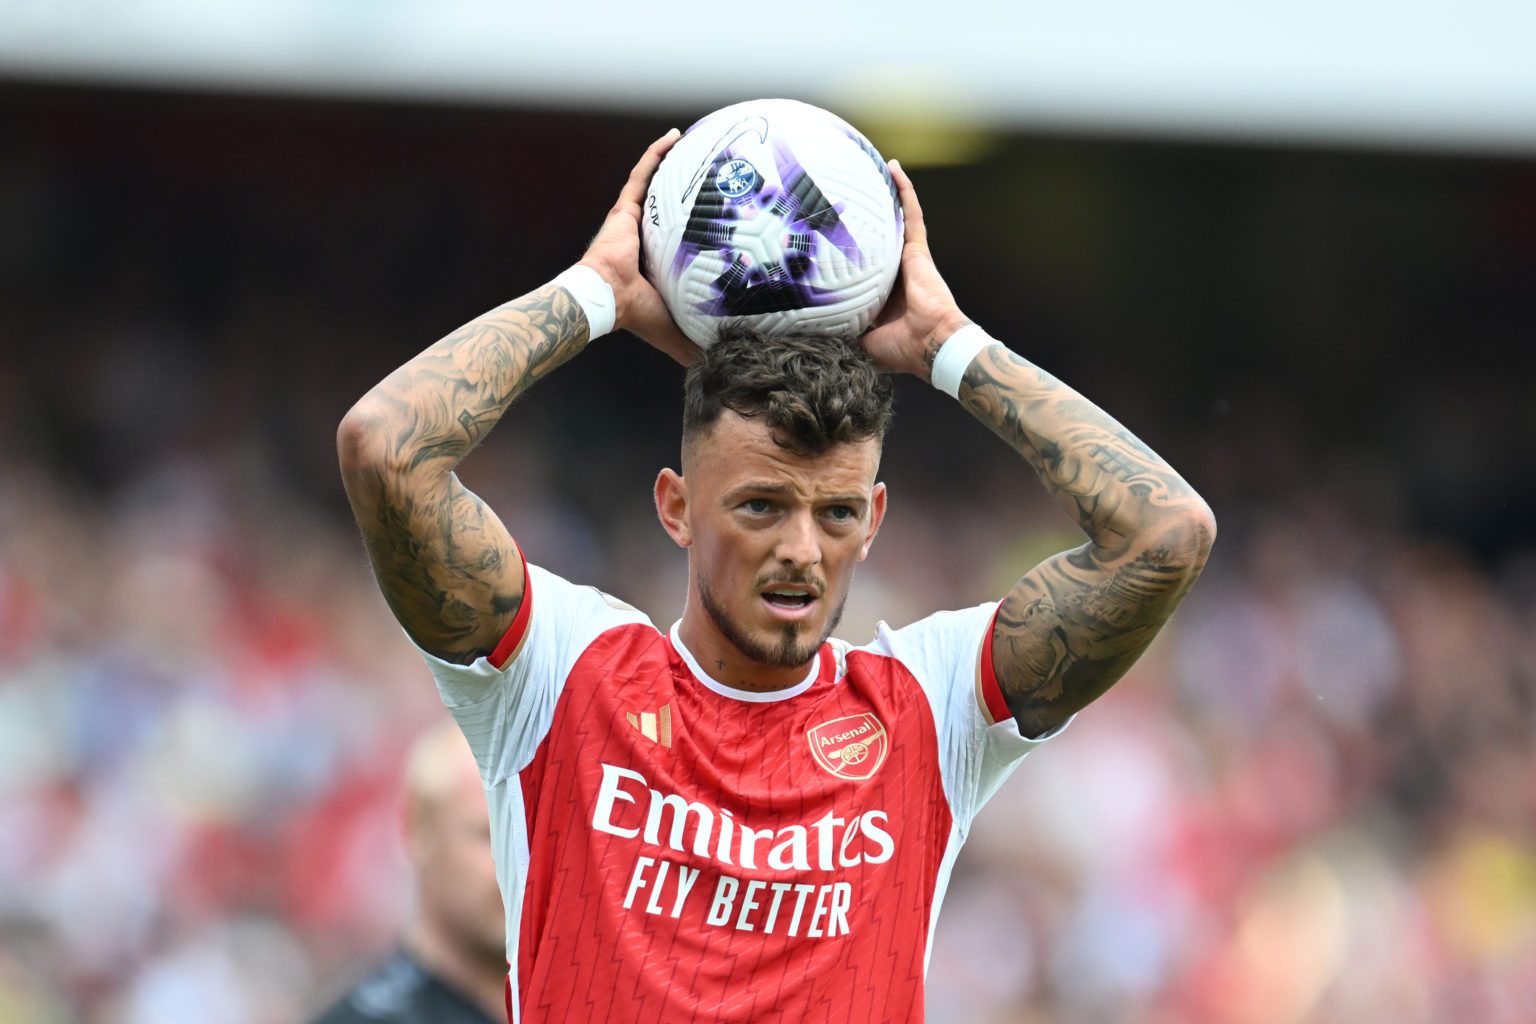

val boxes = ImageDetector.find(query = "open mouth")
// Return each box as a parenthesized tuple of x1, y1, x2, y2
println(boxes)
(762, 588, 814, 610)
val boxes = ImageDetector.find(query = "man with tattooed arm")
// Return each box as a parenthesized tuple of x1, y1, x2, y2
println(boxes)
(338, 129, 1215, 1023)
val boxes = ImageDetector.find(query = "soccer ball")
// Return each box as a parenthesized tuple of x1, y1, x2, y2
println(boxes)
(641, 98, 904, 348)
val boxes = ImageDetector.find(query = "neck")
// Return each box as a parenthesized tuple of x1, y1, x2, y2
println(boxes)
(676, 605, 819, 693)
(406, 916, 505, 1022)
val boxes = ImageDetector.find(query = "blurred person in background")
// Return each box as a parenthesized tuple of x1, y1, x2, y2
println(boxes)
(336, 128, 1215, 1022)
(308, 722, 505, 1024)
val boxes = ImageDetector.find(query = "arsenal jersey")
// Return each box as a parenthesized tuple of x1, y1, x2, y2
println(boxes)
(416, 562, 1062, 1023)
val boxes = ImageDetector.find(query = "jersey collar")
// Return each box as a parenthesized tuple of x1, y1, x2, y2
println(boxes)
(668, 621, 834, 703)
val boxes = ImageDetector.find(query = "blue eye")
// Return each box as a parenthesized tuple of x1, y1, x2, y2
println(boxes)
(826, 505, 855, 521)
(743, 498, 772, 514)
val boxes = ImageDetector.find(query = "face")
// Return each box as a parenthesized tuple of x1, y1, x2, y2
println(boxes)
(657, 412, 886, 682)
(409, 753, 505, 969)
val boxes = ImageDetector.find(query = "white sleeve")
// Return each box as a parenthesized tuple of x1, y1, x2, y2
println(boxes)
(411, 562, 652, 786)
(864, 602, 1071, 836)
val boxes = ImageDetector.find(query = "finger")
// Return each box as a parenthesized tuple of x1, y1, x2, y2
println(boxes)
(644, 321, 704, 367)
(857, 323, 907, 374)
(888, 159, 929, 250)
(871, 268, 907, 328)
(629, 290, 703, 366)
(617, 128, 683, 209)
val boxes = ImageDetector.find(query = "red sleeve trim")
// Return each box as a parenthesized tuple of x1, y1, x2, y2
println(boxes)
(979, 604, 1014, 724)
(488, 542, 532, 671)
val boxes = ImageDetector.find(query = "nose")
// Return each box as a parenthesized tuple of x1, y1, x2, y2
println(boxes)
(774, 510, 822, 569)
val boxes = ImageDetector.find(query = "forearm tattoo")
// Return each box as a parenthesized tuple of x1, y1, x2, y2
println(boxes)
(392, 285, 590, 464)
(348, 285, 589, 662)
(959, 345, 1213, 732)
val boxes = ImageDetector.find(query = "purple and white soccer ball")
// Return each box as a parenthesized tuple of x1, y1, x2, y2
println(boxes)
(641, 98, 904, 349)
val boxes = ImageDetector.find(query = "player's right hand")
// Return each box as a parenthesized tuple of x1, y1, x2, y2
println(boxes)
(581, 130, 702, 366)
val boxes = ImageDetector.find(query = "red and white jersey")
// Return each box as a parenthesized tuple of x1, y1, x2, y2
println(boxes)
(416, 562, 1063, 1023)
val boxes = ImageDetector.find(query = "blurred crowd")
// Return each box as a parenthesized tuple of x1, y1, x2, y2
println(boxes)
(3, 333, 1534, 1024)
(2, 85, 1534, 1024)
(928, 511, 1536, 1023)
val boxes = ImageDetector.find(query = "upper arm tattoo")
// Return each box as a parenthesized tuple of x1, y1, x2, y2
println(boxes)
(993, 528, 1208, 735)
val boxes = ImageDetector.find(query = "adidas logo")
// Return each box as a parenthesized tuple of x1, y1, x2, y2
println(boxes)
(625, 704, 673, 748)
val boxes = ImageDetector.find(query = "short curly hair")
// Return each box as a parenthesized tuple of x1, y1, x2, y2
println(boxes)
(681, 325, 895, 461)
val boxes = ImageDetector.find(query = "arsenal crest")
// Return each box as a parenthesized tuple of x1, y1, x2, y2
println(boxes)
(806, 713, 889, 781)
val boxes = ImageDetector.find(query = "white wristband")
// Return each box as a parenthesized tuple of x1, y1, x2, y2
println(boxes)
(930, 324, 997, 399)
(550, 264, 616, 341)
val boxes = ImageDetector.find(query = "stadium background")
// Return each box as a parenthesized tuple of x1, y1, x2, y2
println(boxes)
(2, 13, 1535, 1021)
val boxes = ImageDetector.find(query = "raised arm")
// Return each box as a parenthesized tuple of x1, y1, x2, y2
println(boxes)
(957, 345, 1214, 738)
(864, 162, 1216, 738)
(337, 129, 696, 664)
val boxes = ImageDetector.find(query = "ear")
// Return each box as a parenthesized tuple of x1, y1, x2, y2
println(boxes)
(654, 468, 693, 548)
(859, 482, 888, 560)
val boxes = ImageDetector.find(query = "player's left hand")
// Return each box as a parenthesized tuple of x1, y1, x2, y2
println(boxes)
(861, 160, 970, 381)
(581, 129, 702, 366)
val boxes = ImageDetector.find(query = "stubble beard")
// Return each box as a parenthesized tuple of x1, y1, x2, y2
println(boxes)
(698, 575, 848, 671)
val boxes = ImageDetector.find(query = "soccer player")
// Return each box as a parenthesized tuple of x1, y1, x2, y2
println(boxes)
(309, 723, 505, 1024)
(337, 129, 1215, 1023)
